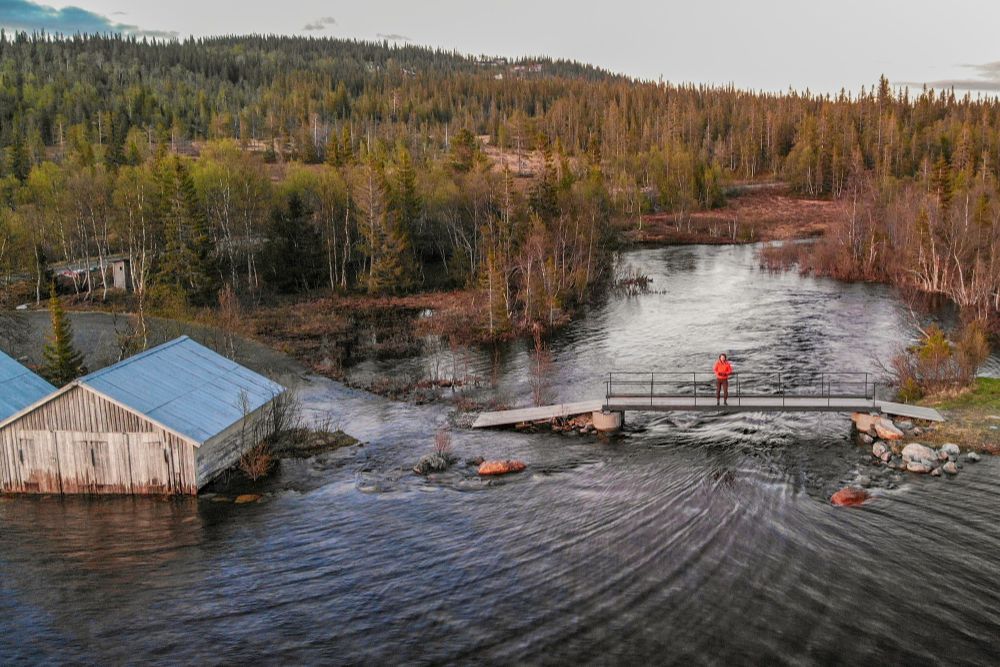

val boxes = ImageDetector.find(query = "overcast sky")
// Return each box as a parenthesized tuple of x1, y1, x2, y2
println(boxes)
(3, 0, 1000, 94)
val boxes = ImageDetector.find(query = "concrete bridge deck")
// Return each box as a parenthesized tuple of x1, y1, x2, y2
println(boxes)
(471, 370, 944, 429)
(471, 397, 944, 429)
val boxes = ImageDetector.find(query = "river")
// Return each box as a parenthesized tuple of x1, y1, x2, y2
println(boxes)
(2, 244, 998, 665)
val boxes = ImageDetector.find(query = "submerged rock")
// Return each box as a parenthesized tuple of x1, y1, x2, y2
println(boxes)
(967, 452, 982, 463)
(235, 494, 262, 504)
(831, 486, 870, 507)
(413, 452, 457, 475)
(478, 460, 527, 476)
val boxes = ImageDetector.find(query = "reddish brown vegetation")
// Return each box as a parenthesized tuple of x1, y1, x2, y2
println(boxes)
(761, 175, 1000, 336)
(624, 185, 844, 245)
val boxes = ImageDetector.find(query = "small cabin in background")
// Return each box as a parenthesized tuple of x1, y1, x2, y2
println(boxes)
(0, 351, 56, 423)
(0, 336, 286, 496)
(110, 258, 132, 291)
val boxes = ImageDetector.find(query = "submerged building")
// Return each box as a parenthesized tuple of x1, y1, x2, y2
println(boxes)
(0, 336, 286, 495)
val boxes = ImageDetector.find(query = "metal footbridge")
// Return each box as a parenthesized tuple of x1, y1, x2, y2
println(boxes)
(472, 371, 945, 428)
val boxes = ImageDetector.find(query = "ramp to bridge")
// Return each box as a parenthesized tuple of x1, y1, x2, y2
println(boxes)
(472, 400, 604, 429)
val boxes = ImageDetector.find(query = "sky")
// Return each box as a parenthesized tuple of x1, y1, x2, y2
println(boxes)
(2, 0, 1000, 94)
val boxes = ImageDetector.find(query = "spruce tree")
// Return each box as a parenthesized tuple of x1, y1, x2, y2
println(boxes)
(155, 156, 219, 306)
(41, 286, 86, 386)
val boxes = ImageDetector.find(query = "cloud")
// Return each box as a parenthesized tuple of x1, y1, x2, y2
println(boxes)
(376, 32, 411, 42)
(302, 16, 336, 31)
(900, 61, 1000, 92)
(0, 0, 177, 38)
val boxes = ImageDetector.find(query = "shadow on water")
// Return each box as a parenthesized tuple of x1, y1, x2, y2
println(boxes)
(2, 244, 1000, 664)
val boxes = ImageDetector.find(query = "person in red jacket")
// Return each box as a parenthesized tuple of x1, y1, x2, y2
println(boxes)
(713, 353, 733, 406)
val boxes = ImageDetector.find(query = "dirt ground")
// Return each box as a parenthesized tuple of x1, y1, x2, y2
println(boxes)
(621, 184, 846, 245)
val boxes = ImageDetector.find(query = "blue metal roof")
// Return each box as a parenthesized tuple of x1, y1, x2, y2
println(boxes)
(79, 336, 286, 444)
(0, 350, 56, 422)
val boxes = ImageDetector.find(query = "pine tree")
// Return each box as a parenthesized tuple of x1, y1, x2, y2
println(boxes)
(7, 135, 30, 183)
(450, 128, 477, 172)
(369, 211, 416, 294)
(41, 286, 86, 386)
(392, 147, 421, 232)
(264, 191, 324, 292)
(155, 157, 219, 306)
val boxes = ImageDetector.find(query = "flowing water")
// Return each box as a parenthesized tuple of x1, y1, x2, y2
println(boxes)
(2, 245, 999, 665)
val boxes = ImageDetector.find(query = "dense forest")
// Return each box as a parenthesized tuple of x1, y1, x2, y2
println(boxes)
(0, 32, 997, 338)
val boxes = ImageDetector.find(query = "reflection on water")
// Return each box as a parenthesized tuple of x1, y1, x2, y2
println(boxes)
(2, 245, 999, 665)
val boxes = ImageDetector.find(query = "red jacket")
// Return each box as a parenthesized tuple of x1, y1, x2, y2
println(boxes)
(713, 359, 733, 381)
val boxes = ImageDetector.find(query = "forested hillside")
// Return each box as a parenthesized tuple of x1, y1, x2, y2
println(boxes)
(0, 33, 997, 336)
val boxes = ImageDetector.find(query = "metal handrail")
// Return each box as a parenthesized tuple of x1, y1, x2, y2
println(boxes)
(605, 370, 879, 405)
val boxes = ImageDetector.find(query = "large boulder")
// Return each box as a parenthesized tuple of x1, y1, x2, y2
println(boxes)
(902, 443, 936, 463)
(478, 460, 527, 476)
(874, 418, 904, 441)
(852, 413, 880, 434)
(831, 486, 870, 507)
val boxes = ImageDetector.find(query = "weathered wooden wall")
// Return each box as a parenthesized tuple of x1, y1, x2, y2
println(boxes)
(197, 400, 274, 486)
(0, 386, 197, 495)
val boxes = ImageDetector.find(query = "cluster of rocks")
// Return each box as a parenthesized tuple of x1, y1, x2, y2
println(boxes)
(516, 413, 596, 435)
(413, 451, 458, 475)
(413, 452, 527, 477)
(852, 412, 981, 477)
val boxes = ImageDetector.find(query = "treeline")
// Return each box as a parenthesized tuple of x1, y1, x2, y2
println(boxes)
(0, 134, 612, 339)
(0, 33, 998, 334)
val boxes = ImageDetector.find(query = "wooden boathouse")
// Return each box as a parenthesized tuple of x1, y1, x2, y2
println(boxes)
(0, 336, 286, 496)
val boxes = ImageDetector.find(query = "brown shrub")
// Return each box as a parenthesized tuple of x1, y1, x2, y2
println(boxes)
(239, 441, 274, 481)
(434, 428, 452, 455)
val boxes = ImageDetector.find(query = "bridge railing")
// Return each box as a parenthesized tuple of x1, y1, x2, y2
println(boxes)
(605, 371, 878, 407)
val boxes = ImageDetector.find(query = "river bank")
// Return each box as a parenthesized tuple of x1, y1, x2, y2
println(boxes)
(913, 378, 1000, 452)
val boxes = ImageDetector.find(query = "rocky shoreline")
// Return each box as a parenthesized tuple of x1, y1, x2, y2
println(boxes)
(851, 412, 981, 477)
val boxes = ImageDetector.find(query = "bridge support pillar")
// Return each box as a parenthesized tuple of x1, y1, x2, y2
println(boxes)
(592, 410, 623, 433)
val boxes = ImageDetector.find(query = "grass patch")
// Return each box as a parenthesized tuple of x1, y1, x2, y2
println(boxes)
(916, 378, 1000, 453)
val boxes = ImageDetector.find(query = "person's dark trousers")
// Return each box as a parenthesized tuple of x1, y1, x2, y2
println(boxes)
(716, 379, 729, 404)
